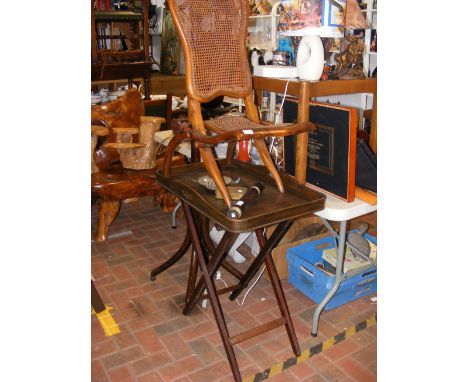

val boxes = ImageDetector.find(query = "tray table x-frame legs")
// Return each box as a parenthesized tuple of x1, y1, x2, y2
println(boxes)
(150, 201, 300, 382)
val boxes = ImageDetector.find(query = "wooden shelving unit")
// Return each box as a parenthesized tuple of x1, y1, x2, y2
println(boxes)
(91, 0, 152, 99)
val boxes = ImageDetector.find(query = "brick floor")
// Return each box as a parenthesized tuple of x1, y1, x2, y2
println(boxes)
(92, 197, 377, 381)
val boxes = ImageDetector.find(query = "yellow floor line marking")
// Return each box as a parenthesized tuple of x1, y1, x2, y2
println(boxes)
(242, 313, 377, 382)
(345, 325, 356, 337)
(92, 305, 120, 336)
(267, 363, 284, 377)
(321, 336, 335, 351)
(296, 348, 310, 363)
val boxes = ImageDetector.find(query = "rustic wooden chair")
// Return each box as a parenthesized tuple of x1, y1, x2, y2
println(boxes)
(148, 1, 325, 381)
(91, 90, 181, 241)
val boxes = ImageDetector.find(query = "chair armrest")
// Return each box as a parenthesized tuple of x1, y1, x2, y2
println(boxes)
(112, 127, 140, 135)
(91, 125, 109, 136)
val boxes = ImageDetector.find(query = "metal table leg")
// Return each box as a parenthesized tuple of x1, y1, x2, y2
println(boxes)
(311, 220, 347, 336)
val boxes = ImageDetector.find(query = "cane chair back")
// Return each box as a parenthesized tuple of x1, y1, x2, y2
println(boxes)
(169, 0, 251, 102)
(167, 0, 316, 209)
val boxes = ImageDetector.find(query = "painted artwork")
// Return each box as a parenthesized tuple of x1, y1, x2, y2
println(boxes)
(249, 0, 276, 15)
(278, 0, 323, 32)
(278, 0, 346, 34)
(160, 8, 180, 75)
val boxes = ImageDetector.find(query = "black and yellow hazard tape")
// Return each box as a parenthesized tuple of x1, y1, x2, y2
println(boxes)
(92, 305, 121, 337)
(242, 313, 377, 382)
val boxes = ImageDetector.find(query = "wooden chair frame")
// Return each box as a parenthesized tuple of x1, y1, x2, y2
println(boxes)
(167, 0, 316, 209)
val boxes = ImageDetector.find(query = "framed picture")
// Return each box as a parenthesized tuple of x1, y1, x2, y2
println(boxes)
(160, 8, 180, 75)
(282, 100, 358, 201)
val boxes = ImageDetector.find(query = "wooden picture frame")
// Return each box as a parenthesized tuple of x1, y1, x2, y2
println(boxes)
(160, 7, 180, 75)
(282, 100, 357, 201)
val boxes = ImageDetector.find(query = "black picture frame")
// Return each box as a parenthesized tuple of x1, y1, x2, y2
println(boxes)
(282, 100, 357, 201)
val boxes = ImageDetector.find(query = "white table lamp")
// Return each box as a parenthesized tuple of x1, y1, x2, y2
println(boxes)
(282, 25, 342, 80)
(296, 33, 324, 80)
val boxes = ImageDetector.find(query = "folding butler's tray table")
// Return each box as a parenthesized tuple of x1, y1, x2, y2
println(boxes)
(151, 159, 325, 382)
(311, 192, 377, 336)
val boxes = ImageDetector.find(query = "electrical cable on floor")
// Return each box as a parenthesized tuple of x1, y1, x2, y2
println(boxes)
(217, 265, 267, 306)
(274, 79, 290, 126)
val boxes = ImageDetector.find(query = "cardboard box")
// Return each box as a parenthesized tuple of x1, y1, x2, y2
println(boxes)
(266, 216, 332, 280)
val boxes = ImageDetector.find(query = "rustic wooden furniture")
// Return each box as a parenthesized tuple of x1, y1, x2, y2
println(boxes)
(91, 91, 179, 241)
(91, 0, 152, 99)
(92, 90, 173, 169)
(148, 1, 325, 381)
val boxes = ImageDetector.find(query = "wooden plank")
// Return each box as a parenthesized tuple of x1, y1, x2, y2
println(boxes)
(229, 318, 285, 345)
(295, 81, 311, 184)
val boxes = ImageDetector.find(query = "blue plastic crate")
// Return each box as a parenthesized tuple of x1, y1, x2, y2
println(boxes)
(286, 233, 377, 310)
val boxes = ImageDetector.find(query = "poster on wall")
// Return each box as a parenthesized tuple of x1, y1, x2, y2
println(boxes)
(160, 8, 180, 75)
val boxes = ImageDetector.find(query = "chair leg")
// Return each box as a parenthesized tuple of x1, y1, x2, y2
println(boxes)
(181, 202, 243, 382)
(150, 226, 191, 281)
(198, 146, 233, 208)
(95, 200, 121, 241)
(91, 281, 106, 314)
(225, 141, 237, 165)
(253, 138, 284, 193)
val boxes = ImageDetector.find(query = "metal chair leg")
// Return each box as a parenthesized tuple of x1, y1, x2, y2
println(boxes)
(172, 201, 182, 228)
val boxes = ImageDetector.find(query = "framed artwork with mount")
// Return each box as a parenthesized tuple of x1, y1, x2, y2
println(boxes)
(282, 99, 357, 201)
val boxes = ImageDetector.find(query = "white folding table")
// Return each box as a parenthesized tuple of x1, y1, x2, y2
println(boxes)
(311, 191, 377, 335)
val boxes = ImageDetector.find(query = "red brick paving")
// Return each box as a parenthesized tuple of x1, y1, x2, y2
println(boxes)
(92, 197, 377, 381)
